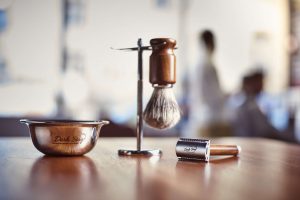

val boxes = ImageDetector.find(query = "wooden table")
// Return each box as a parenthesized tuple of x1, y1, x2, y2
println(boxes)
(0, 137, 300, 200)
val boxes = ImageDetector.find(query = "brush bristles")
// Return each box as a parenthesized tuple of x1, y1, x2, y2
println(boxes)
(143, 87, 181, 129)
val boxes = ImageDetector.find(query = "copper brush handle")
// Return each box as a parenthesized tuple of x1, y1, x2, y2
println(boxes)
(149, 38, 177, 86)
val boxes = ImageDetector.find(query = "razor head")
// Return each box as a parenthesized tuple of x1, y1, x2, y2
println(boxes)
(176, 138, 210, 162)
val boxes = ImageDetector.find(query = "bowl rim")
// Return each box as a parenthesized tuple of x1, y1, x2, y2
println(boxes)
(20, 119, 109, 125)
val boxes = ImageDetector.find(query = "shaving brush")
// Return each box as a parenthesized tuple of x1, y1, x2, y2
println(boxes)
(143, 38, 181, 129)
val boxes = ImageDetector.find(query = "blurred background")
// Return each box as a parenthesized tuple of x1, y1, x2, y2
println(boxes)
(0, 0, 300, 143)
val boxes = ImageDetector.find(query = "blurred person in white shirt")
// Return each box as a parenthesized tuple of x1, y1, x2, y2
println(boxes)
(185, 30, 230, 137)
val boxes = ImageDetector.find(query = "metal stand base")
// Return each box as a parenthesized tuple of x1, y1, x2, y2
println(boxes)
(118, 149, 162, 156)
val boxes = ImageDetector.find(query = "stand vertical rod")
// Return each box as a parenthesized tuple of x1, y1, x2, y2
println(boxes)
(137, 38, 143, 151)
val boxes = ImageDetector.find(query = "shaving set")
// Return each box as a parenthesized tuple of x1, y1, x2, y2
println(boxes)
(21, 38, 241, 162)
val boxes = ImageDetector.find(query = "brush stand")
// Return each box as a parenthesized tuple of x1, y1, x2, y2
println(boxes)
(115, 38, 162, 156)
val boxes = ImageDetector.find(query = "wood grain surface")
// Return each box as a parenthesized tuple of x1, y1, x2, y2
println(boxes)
(0, 137, 300, 200)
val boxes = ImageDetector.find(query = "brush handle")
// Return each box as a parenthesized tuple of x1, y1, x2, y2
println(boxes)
(149, 38, 176, 85)
(210, 144, 241, 156)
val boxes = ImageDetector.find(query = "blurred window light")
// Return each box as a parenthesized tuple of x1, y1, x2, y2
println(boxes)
(0, 9, 7, 32)
(155, 0, 170, 8)
(64, 0, 86, 28)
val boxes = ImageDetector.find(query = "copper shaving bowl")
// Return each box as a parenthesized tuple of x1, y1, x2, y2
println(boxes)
(20, 119, 109, 156)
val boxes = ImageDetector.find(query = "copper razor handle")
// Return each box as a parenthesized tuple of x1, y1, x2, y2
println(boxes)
(210, 144, 241, 156)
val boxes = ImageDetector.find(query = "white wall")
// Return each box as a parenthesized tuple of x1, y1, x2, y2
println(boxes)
(0, 0, 61, 115)
(0, 0, 290, 117)
(65, 0, 180, 120)
(186, 0, 289, 93)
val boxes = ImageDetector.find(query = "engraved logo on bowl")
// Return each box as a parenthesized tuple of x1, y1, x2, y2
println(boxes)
(52, 134, 86, 144)
(184, 146, 197, 153)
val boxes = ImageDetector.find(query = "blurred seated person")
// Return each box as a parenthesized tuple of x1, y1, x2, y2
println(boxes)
(226, 75, 252, 115)
(230, 69, 282, 139)
(186, 30, 231, 137)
